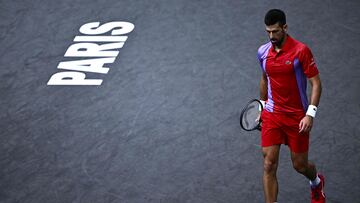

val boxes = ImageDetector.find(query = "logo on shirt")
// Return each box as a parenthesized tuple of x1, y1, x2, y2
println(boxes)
(285, 60, 292, 65)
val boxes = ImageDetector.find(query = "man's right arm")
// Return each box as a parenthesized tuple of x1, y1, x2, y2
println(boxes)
(260, 72, 268, 101)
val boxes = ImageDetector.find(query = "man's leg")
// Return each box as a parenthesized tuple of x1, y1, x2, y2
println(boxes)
(291, 151, 326, 202)
(290, 151, 316, 180)
(262, 145, 281, 203)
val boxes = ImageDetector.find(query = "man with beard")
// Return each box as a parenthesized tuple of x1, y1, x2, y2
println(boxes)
(257, 9, 325, 203)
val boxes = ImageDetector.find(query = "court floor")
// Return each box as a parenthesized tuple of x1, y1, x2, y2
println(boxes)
(1, 0, 359, 202)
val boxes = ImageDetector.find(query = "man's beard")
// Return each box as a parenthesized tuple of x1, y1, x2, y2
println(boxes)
(271, 37, 284, 47)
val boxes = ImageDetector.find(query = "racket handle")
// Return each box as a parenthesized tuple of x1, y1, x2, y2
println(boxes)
(259, 100, 266, 111)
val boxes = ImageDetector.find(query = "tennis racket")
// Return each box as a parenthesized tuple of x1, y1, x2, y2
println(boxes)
(239, 99, 263, 131)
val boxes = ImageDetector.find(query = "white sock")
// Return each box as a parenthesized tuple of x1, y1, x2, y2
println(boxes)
(310, 175, 321, 187)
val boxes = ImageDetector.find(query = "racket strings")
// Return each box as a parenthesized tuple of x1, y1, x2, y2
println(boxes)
(241, 102, 261, 130)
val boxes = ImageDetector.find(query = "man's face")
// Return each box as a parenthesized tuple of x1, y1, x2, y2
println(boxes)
(265, 23, 287, 47)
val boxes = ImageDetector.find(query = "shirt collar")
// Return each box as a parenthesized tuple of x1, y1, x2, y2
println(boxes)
(271, 34, 293, 53)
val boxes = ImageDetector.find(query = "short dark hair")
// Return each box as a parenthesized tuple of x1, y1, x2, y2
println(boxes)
(264, 9, 286, 26)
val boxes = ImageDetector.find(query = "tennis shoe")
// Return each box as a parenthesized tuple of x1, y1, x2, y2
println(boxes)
(311, 174, 325, 203)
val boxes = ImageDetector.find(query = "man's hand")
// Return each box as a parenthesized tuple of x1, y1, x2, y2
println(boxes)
(299, 115, 313, 133)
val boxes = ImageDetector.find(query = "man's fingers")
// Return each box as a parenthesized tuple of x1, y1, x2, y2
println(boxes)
(300, 123, 312, 133)
(303, 125, 309, 133)
(299, 120, 304, 132)
(299, 120, 309, 133)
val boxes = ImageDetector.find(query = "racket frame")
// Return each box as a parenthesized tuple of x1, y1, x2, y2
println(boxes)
(239, 99, 263, 131)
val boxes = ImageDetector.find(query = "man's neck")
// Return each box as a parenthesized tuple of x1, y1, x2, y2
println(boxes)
(274, 34, 288, 53)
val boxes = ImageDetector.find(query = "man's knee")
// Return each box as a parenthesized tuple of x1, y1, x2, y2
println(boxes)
(263, 159, 278, 174)
(262, 146, 280, 175)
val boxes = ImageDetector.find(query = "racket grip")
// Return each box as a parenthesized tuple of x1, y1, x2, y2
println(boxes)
(259, 100, 266, 111)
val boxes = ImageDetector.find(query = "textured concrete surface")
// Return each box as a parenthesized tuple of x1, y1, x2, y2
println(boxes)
(1, 0, 359, 202)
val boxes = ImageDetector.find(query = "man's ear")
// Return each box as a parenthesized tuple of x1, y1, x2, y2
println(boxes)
(283, 24, 288, 32)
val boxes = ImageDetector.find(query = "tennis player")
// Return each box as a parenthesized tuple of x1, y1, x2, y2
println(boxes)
(257, 9, 325, 203)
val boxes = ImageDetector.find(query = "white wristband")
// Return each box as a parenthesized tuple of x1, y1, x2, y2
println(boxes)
(259, 100, 266, 111)
(306, 105, 317, 118)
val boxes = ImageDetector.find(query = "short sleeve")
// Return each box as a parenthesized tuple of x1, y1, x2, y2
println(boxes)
(299, 46, 319, 78)
(257, 42, 271, 73)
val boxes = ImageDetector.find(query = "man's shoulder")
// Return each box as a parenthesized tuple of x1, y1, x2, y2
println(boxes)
(257, 42, 272, 58)
(258, 41, 272, 51)
(290, 37, 311, 52)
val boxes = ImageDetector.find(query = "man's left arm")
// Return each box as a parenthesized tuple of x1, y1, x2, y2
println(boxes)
(299, 74, 322, 133)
